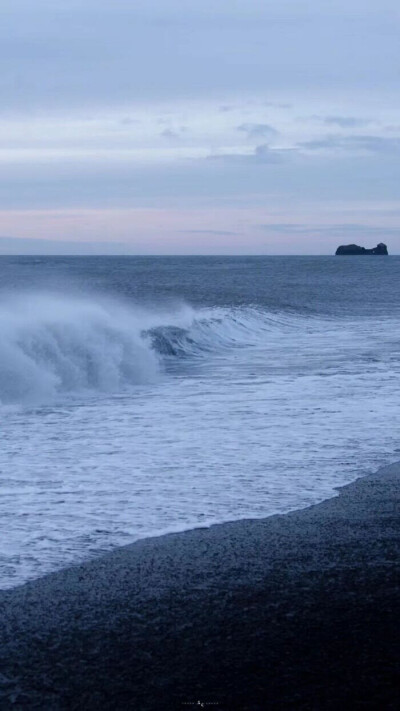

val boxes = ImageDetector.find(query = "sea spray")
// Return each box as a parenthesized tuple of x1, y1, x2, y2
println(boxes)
(0, 291, 304, 403)
(0, 292, 161, 403)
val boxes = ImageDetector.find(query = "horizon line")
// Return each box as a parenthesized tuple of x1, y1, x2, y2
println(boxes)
(0, 253, 396, 258)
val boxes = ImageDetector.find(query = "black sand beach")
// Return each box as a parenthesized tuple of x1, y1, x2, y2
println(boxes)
(0, 462, 399, 710)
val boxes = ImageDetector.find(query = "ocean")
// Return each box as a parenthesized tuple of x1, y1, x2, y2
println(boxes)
(1, 255, 399, 589)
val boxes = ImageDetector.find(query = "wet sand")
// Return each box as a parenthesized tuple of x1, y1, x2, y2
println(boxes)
(0, 462, 399, 710)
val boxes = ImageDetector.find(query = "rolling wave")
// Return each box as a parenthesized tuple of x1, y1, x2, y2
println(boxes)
(0, 291, 306, 403)
(148, 305, 292, 356)
(0, 293, 161, 403)
(148, 313, 247, 357)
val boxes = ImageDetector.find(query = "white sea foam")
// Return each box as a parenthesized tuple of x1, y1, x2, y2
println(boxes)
(1, 290, 400, 588)
(0, 291, 302, 403)
(0, 292, 197, 403)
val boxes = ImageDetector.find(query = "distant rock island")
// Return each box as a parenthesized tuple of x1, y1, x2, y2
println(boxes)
(335, 242, 388, 255)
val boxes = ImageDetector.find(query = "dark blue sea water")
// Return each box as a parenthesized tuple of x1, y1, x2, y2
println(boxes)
(1, 256, 399, 587)
(3, 255, 400, 315)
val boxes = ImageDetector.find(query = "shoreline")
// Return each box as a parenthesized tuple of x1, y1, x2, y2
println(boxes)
(0, 462, 399, 709)
(0, 460, 381, 593)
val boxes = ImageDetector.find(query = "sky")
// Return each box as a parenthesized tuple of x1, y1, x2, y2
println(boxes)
(0, 0, 399, 254)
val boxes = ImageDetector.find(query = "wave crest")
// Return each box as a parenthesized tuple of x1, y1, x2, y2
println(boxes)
(0, 292, 303, 403)
(0, 293, 161, 403)
(149, 306, 301, 357)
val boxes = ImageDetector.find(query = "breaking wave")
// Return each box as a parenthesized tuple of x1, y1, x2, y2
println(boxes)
(0, 293, 161, 403)
(148, 305, 297, 357)
(0, 291, 304, 403)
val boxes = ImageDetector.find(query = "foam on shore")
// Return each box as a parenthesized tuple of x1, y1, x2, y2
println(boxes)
(0, 461, 399, 709)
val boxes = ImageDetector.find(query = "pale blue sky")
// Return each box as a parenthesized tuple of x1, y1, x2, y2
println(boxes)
(0, 0, 399, 253)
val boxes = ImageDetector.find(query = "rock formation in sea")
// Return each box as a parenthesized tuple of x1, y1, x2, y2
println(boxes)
(335, 242, 388, 255)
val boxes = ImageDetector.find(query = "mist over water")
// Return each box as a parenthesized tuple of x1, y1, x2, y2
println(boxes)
(1, 256, 400, 588)
(0, 293, 163, 403)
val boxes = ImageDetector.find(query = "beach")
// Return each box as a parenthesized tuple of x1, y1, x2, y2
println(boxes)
(1, 0, 400, 706)
(0, 461, 399, 710)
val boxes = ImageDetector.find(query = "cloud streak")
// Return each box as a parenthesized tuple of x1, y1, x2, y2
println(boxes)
(0, 234, 133, 255)
(299, 135, 400, 154)
(237, 123, 278, 139)
(206, 144, 285, 165)
(322, 116, 372, 128)
(257, 223, 400, 237)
